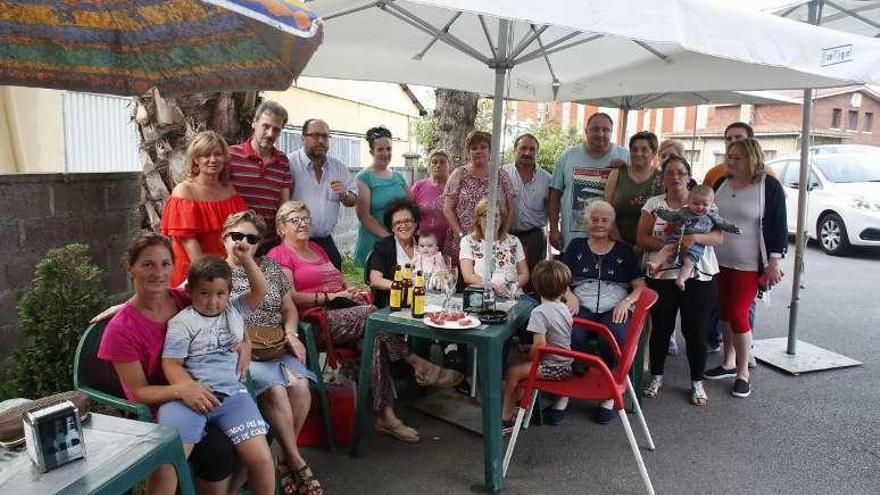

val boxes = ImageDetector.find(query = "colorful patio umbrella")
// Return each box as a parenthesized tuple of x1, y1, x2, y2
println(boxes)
(0, 0, 323, 96)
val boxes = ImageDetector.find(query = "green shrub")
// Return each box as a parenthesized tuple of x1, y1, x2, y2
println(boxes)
(0, 244, 110, 400)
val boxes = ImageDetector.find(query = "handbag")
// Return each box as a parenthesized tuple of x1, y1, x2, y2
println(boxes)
(0, 391, 90, 448)
(247, 325, 288, 361)
(325, 296, 360, 310)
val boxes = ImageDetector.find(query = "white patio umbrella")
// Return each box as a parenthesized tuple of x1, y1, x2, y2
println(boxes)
(301, 3, 880, 490)
(579, 90, 797, 144)
(303, 0, 880, 296)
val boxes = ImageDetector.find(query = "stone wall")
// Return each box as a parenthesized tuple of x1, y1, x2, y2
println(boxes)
(0, 173, 141, 365)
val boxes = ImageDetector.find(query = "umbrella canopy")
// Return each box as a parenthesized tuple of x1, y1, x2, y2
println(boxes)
(775, 0, 880, 37)
(303, 0, 880, 101)
(0, 0, 323, 96)
(303, 0, 880, 305)
(580, 90, 799, 110)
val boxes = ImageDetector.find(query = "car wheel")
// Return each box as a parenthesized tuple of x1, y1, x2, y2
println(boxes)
(817, 213, 851, 256)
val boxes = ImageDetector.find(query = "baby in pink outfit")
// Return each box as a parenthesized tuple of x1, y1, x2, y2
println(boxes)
(412, 232, 447, 278)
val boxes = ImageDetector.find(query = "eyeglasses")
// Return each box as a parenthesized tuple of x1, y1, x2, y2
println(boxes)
(227, 232, 261, 245)
(303, 132, 329, 140)
(664, 171, 689, 178)
(286, 216, 312, 226)
(392, 218, 415, 228)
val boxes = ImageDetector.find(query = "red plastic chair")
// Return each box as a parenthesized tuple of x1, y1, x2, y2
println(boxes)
(502, 288, 659, 495)
(300, 291, 373, 370)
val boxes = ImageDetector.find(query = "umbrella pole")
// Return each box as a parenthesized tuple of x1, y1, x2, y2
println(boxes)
(788, 0, 822, 356)
(481, 19, 510, 290)
(753, 0, 860, 375)
(618, 106, 629, 145)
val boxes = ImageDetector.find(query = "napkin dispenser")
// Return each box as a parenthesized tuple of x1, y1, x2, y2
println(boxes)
(463, 285, 495, 313)
(24, 400, 86, 472)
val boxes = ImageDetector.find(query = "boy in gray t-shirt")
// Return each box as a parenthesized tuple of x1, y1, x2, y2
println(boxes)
(159, 244, 276, 495)
(502, 260, 573, 433)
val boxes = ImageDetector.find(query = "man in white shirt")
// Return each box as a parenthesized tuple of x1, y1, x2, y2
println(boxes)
(502, 133, 550, 286)
(288, 119, 358, 269)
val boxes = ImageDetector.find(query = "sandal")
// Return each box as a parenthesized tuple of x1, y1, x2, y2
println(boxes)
(415, 362, 464, 388)
(279, 464, 297, 495)
(690, 384, 709, 406)
(642, 378, 663, 398)
(292, 465, 324, 495)
(375, 420, 420, 443)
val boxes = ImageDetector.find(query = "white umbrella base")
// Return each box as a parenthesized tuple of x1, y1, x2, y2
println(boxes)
(751, 338, 862, 375)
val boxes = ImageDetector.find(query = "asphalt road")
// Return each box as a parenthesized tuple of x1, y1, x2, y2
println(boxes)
(304, 241, 880, 494)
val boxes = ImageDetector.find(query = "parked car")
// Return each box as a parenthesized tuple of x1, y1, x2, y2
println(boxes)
(768, 145, 880, 256)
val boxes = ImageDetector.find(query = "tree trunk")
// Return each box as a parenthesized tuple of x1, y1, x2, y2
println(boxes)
(133, 90, 258, 231)
(434, 88, 479, 167)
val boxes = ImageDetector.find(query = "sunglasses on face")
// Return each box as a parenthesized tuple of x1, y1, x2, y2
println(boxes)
(227, 232, 261, 245)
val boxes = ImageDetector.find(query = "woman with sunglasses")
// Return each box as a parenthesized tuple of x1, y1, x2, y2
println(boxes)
(352, 126, 412, 267)
(221, 210, 323, 495)
(161, 131, 247, 286)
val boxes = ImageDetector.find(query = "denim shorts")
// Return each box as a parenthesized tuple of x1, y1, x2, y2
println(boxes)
(249, 353, 317, 397)
(158, 391, 268, 445)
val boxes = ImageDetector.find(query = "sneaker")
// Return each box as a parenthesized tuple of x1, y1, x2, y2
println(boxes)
(667, 338, 680, 356)
(731, 378, 751, 398)
(541, 406, 566, 426)
(595, 406, 617, 425)
(748, 354, 757, 368)
(704, 365, 737, 380)
(706, 343, 721, 354)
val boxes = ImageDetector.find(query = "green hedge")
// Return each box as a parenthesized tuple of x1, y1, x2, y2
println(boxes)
(0, 244, 110, 400)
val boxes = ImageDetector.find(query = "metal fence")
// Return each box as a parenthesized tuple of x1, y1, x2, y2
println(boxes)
(62, 92, 140, 173)
(278, 127, 361, 167)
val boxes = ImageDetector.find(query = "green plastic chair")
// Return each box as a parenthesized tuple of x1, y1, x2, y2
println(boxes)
(73, 320, 152, 421)
(73, 320, 336, 451)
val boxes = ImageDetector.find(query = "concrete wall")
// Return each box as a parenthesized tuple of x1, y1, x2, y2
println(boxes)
(0, 173, 141, 365)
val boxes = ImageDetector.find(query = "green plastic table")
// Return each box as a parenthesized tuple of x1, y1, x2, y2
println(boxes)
(350, 301, 532, 493)
(0, 413, 194, 495)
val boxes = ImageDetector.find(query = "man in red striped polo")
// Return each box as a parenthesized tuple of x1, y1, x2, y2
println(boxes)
(229, 101, 292, 255)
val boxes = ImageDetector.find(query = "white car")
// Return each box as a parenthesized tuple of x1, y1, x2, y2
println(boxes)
(768, 145, 880, 256)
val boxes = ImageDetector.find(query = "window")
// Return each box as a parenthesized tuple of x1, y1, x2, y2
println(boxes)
(865, 112, 874, 132)
(848, 110, 859, 130)
(684, 149, 700, 164)
(714, 152, 726, 164)
(831, 108, 842, 128)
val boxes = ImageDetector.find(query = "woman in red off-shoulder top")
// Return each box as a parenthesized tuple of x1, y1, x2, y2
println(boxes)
(160, 131, 247, 286)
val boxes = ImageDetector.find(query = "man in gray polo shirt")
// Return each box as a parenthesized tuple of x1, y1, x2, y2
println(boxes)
(502, 133, 550, 288)
(288, 118, 358, 269)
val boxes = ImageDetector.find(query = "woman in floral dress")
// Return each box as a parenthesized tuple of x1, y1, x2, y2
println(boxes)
(442, 131, 514, 264)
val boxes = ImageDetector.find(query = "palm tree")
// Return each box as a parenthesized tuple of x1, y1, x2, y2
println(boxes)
(133, 90, 258, 230)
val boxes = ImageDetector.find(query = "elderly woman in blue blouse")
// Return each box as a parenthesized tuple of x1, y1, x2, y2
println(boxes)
(549, 200, 645, 426)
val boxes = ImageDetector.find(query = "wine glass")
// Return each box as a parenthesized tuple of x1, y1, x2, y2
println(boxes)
(504, 270, 518, 300)
(442, 266, 458, 310)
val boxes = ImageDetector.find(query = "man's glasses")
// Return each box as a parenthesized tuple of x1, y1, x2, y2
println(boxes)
(392, 218, 414, 228)
(286, 216, 312, 226)
(227, 232, 260, 245)
(303, 133, 329, 140)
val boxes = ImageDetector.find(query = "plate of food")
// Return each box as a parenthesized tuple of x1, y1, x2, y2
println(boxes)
(423, 311, 481, 330)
